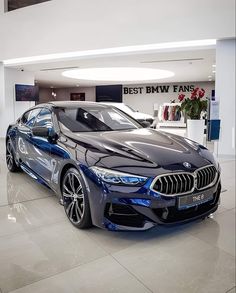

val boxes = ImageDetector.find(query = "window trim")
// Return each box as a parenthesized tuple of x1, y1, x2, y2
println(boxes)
(20, 108, 43, 129)
(55, 106, 142, 133)
(34, 107, 54, 129)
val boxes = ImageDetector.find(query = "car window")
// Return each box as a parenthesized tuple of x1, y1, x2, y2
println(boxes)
(34, 108, 53, 128)
(21, 108, 41, 128)
(125, 105, 136, 112)
(56, 106, 141, 133)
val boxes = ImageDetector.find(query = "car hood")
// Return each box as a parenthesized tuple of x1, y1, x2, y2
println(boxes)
(132, 112, 154, 120)
(64, 128, 216, 176)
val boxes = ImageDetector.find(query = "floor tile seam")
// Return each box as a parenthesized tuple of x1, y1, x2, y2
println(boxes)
(6, 254, 109, 293)
(84, 231, 155, 292)
(0, 217, 67, 240)
(0, 195, 54, 208)
(110, 254, 154, 293)
(225, 285, 236, 293)
(216, 207, 236, 215)
(188, 232, 236, 258)
(84, 228, 162, 256)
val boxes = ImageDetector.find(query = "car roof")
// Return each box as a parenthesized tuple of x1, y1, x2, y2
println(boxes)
(35, 101, 112, 109)
(49, 101, 100, 107)
(100, 102, 124, 105)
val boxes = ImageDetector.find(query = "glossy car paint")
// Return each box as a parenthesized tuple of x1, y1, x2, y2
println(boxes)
(100, 102, 155, 125)
(6, 102, 221, 231)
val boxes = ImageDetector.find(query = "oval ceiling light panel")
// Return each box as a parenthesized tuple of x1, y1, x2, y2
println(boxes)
(62, 67, 174, 82)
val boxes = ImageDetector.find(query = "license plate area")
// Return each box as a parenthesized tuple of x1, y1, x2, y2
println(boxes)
(178, 192, 213, 210)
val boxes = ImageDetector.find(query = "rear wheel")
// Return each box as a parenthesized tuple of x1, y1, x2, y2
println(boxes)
(6, 140, 21, 172)
(62, 167, 92, 229)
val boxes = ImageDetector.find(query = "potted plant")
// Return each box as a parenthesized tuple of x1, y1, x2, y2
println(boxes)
(178, 88, 207, 144)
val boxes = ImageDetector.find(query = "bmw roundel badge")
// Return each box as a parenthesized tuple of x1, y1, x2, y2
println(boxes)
(183, 162, 192, 169)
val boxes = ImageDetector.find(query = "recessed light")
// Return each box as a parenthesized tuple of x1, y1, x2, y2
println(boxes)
(212, 70, 216, 73)
(209, 79, 212, 81)
(62, 67, 175, 82)
(208, 75, 212, 78)
(76, 84, 80, 87)
(212, 64, 216, 67)
(3, 39, 216, 66)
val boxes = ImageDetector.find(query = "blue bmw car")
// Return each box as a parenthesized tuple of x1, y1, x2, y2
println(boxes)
(6, 101, 221, 231)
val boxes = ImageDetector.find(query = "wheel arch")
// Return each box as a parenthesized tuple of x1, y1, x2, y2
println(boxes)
(59, 163, 78, 193)
(59, 162, 93, 228)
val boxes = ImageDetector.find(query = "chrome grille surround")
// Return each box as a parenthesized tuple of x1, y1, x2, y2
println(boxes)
(151, 165, 218, 196)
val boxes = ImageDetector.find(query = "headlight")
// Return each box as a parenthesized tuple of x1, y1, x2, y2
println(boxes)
(212, 153, 221, 172)
(184, 138, 200, 150)
(90, 166, 147, 186)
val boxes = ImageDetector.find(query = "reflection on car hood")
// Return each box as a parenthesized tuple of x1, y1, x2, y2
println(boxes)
(64, 128, 215, 176)
(132, 112, 154, 120)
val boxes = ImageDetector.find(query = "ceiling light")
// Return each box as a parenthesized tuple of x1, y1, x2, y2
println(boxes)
(208, 75, 212, 78)
(3, 39, 216, 66)
(212, 70, 216, 73)
(62, 67, 175, 82)
(212, 64, 216, 67)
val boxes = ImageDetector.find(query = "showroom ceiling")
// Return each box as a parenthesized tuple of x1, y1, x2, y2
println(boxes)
(11, 48, 216, 87)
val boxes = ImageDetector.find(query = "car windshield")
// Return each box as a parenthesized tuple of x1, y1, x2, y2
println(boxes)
(56, 106, 141, 132)
(125, 105, 137, 112)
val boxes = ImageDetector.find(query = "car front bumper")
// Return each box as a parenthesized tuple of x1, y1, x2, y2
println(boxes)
(83, 169, 221, 231)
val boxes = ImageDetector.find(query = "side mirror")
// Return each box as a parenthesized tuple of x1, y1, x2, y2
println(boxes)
(32, 126, 49, 138)
(140, 121, 151, 128)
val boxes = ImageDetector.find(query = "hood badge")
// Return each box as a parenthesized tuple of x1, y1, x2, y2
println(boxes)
(183, 162, 191, 169)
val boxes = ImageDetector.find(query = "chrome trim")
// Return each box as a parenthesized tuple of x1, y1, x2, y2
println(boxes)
(113, 221, 156, 231)
(150, 164, 218, 197)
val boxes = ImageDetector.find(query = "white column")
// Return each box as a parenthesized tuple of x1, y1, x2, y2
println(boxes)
(215, 39, 236, 157)
(0, 62, 5, 127)
(0, 67, 35, 137)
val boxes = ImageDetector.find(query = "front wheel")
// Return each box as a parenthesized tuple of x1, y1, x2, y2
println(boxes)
(61, 167, 92, 229)
(6, 140, 21, 172)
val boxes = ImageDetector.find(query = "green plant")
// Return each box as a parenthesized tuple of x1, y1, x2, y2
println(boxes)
(178, 88, 208, 120)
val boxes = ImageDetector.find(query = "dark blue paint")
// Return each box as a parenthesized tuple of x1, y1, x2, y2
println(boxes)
(6, 102, 221, 231)
(119, 198, 151, 207)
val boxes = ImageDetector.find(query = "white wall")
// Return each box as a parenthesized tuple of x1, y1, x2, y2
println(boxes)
(215, 39, 236, 157)
(0, 68, 35, 137)
(55, 87, 96, 102)
(123, 82, 214, 115)
(0, 63, 4, 109)
(38, 86, 96, 103)
(0, 0, 235, 60)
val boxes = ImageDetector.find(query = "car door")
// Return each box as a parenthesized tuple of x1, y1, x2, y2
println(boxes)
(16, 108, 42, 166)
(28, 107, 55, 184)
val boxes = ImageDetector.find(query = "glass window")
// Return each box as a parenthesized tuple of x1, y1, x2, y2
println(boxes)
(34, 108, 53, 128)
(7, 0, 51, 12)
(56, 106, 141, 133)
(126, 105, 136, 112)
(21, 108, 41, 128)
(21, 112, 29, 125)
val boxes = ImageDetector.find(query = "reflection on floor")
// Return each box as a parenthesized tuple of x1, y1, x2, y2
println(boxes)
(0, 139, 235, 293)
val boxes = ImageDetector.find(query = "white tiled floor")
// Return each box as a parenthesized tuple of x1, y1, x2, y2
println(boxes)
(0, 139, 235, 293)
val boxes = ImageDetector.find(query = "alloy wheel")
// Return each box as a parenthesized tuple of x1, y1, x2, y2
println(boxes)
(6, 141, 14, 170)
(62, 171, 85, 224)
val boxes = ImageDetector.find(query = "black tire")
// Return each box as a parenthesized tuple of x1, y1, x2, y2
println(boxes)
(61, 167, 92, 229)
(6, 139, 21, 172)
